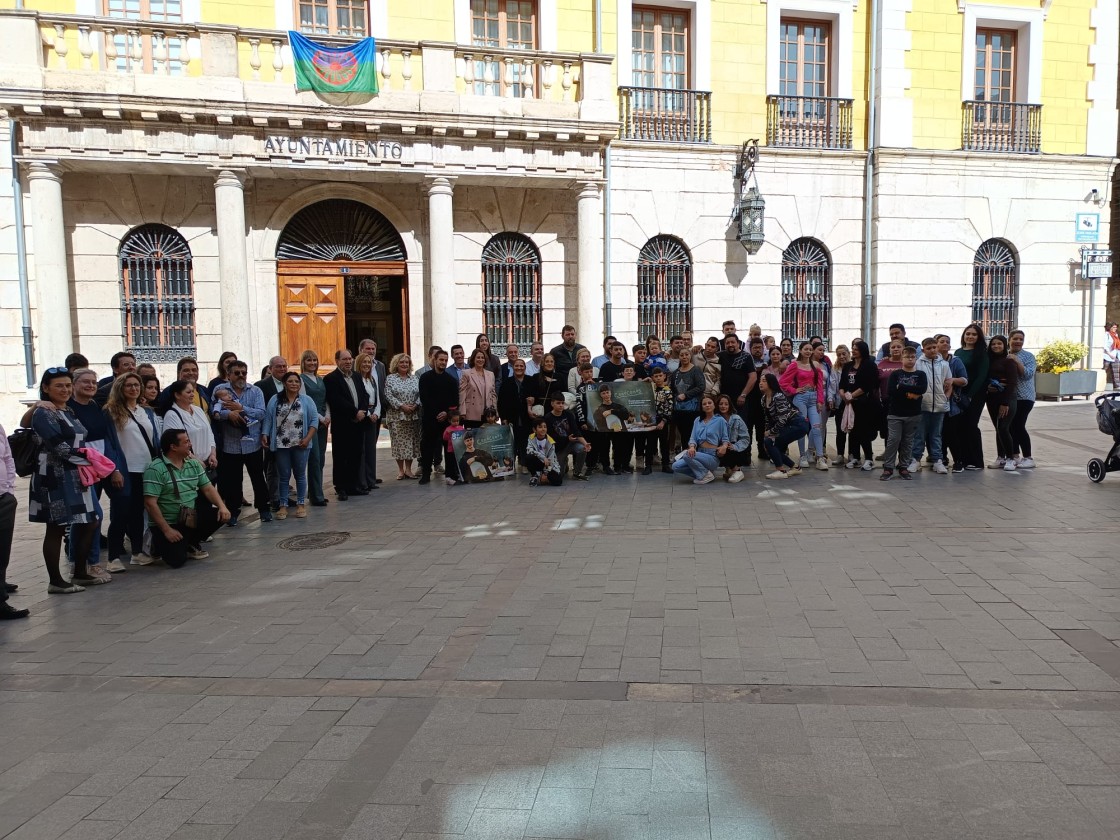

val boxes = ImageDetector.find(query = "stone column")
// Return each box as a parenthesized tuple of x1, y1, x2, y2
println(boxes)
(426, 176, 457, 346)
(26, 161, 74, 365)
(213, 169, 253, 361)
(575, 180, 603, 342)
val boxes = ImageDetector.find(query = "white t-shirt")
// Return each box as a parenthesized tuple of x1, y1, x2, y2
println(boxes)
(163, 403, 216, 460)
(119, 406, 161, 473)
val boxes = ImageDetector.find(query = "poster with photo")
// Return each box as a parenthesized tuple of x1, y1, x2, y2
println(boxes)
(450, 425, 516, 482)
(586, 380, 657, 433)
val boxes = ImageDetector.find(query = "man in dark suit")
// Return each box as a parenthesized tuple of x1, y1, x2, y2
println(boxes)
(418, 350, 459, 485)
(356, 339, 388, 487)
(254, 356, 288, 508)
(499, 344, 520, 379)
(94, 351, 137, 406)
(324, 349, 370, 500)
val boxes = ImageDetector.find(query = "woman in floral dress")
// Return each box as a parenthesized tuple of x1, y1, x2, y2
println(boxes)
(384, 353, 422, 479)
(29, 367, 101, 593)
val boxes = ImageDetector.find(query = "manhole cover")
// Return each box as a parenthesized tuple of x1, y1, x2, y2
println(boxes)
(277, 532, 351, 551)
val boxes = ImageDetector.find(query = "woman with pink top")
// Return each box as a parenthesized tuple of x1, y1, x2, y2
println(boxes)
(779, 342, 828, 470)
(876, 339, 904, 443)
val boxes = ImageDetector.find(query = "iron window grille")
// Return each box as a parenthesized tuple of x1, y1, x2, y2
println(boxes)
(637, 235, 692, 340)
(119, 224, 195, 362)
(481, 232, 542, 351)
(276, 199, 406, 261)
(972, 239, 1018, 338)
(781, 238, 831, 346)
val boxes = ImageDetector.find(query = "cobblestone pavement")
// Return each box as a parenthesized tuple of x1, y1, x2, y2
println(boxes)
(2, 401, 1118, 840)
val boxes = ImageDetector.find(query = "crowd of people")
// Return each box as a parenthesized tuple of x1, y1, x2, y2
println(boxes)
(0, 320, 1043, 619)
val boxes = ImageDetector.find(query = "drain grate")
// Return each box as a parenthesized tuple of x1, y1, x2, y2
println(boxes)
(277, 532, 351, 551)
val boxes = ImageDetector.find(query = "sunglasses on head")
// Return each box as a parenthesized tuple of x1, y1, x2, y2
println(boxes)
(45, 366, 69, 375)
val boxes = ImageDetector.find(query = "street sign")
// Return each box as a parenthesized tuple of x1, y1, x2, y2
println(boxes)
(1076, 213, 1100, 243)
(1081, 248, 1112, 279)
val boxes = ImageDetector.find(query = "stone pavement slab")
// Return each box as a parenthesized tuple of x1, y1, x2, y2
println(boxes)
(1, 402, 1118, 839)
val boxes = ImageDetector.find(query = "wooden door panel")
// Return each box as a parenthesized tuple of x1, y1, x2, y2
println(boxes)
(279, 276, 345, 371)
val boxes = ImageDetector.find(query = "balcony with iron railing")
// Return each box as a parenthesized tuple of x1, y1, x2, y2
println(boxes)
(961, 101, 1042, 154)
(617, 86, 711, 144)
(766, 95, 853, 150)
(0, 10, 616, 127)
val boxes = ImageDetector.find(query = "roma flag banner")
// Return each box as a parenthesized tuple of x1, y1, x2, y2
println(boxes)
(288, 31, 379, 95)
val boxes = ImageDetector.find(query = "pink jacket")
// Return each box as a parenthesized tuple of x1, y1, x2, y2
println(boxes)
(779, 363, 826, 404)
(76, 447, 117, 487)
(458, 368, 497, 422)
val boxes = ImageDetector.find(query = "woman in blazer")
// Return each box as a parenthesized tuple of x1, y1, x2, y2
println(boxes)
(262, 372, 319, 518)
(459, 348, 497, 428)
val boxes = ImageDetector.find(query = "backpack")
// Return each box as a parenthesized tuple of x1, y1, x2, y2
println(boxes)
(7, 427, 41, 477)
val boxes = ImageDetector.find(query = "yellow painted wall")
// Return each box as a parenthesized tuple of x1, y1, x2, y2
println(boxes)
(3, 0, 77, 11)
(1039, 0, 1092, 155)
(906, 0, 965, 151)
(199, 0, 277, 28)
(907, 0, 1095, 155)
(387, 0, 453, 43)
(709, 0, 767, 145)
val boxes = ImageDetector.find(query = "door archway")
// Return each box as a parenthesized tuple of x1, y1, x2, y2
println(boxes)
(276, 199, 408, 369)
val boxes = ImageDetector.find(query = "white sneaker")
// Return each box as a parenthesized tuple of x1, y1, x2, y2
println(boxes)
(1017, 457, 1035, 469)
(130, 553, 154, 566)
(694, 471, 716, 485)
(787, 466, 803, 476)
(816, 458, 830, 471)
(766, 470, 789, 480)
(932, 462, 948, 474)
(106, 559, 127, 573)
(845, 458, 859, 469)
(728, 469, 745, 483)
(799, 455, 810, 468)
(861, 460, 874, 471)
(989, 458, 1006, 469)
(1003, 460, 1018, 471)
(908, 459, 921, 472)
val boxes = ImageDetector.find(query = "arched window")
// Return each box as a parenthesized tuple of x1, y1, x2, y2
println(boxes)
(481, 233, 541, 350)
(637, 235, 692, 340)
(118, 224, 195, 361)
(972, 239, 1018, 337)
(781, 237, 831, 345)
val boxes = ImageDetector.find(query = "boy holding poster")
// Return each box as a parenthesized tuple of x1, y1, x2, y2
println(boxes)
(643, 367, 675, 474)
(594, 384, 634, 474)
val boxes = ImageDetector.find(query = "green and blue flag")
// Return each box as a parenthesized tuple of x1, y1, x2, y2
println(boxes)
(288, 30, 379, 94)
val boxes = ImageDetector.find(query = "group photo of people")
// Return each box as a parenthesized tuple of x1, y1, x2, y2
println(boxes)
(0, 319, 1042, 618)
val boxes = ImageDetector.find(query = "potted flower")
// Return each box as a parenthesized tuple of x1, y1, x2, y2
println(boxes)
(1035, 339, 1096, 400)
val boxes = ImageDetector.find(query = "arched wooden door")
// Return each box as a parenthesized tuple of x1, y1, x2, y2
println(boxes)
(276, 199, 407, 369)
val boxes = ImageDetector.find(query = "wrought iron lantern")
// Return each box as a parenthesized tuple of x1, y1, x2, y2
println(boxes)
(734, 140, 765, 255)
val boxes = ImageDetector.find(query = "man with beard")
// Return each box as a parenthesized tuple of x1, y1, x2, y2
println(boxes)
(418, 350, 459, 485)
(718, 334, 757, 464)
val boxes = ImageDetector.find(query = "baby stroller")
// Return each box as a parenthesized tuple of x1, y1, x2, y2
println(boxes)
(1087, 392, 1120, 482)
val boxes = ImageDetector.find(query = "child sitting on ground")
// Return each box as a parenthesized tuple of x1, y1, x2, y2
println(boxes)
(525, 419, 563, 486)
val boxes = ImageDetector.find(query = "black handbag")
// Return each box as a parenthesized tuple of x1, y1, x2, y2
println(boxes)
(161, 457, 197, 529)
(7, 427, 41, 478)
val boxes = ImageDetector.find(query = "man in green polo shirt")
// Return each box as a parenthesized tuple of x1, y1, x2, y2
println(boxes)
(143, 429, 230, 568)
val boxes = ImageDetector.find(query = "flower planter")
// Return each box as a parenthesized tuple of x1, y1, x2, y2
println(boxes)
(1036, 369, 1099, 400)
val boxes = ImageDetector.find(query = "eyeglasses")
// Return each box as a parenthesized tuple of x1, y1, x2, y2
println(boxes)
(45, 366, 69, 375)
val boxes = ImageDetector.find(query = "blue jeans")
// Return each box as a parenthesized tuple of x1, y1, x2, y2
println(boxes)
(792, 391, 823, 457)
(763, 417, 811, 468)
(672, 449, 719, 480)
(274, 446, 310, 505)
(911, 411, 946, 463)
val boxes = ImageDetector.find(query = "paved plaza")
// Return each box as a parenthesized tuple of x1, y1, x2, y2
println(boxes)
(1, 401, 1119, 840)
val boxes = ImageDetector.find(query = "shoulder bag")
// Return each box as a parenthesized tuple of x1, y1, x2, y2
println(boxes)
(161, 457, 197, 529)
(7, 427, 41, 478)
(128, 410, 159, 458)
